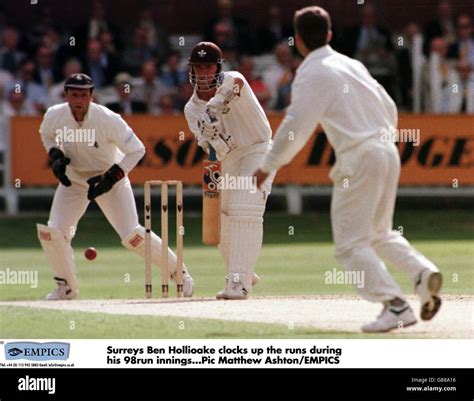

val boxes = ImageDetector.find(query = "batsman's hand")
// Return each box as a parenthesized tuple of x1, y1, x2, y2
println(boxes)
(48, 148, 72, 187)
(198, 109, 223, 140)
(87, 164, 125, 201)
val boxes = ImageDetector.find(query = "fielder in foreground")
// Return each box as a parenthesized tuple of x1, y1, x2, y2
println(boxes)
(184, 42, 274, 299)
(37, 73, 194, 300)
(254, 7, 442, 332)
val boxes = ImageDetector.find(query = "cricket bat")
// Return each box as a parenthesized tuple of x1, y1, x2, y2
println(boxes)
(202, 145, 221, 245)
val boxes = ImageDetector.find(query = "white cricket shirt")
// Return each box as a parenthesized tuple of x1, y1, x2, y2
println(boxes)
(261, 45, 398, 173)
(184, 71, 272, 152)
(39, 102, 145, 176)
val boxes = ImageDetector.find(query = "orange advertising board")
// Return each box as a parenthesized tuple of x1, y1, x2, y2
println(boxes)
(10, 114, 474, 187)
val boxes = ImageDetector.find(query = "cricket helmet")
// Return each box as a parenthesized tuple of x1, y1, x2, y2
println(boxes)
(64, 73, 94, 91)
(188, 42, 224, 91)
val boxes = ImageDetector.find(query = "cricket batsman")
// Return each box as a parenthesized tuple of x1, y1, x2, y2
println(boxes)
(38, 73, 194, 300)
(254, 7, 442, 332)
(184, 42, 274, 299)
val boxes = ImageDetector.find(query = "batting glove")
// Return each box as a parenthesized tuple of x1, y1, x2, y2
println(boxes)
(87, 164, 125, 201)
(198, 110, 223, 140)
(48, 148, 72, 187)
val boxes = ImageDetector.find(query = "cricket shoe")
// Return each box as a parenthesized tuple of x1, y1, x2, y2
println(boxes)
(171, 271, 194, 297)
(216, 282, 248, 300)
(223, 273, 260, 287)
(361, 301, 417, 333)
(415, 269, 443, 321)
(45, 281, 79, 300)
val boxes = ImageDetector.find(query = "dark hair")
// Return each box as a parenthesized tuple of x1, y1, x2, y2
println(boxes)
(64, 88, 94, 94)
(294, 6, 331, 51)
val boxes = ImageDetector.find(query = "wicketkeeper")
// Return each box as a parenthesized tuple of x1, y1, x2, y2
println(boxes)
(38, 73, 194, 300)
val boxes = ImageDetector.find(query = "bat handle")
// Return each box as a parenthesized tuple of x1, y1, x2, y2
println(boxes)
(208, 144, 217, 161)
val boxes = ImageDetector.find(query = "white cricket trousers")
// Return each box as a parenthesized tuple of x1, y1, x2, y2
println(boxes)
(48, 177, 139, 242)
(330, 140, 438, 303)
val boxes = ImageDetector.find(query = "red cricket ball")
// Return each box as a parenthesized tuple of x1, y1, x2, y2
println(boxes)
(84, 247, 97, 261)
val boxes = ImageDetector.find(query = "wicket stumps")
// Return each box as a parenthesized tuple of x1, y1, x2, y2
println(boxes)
(144, 180, 184, 299)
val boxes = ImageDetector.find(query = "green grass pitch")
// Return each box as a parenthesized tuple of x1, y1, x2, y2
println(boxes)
(0, 210, 472, 338)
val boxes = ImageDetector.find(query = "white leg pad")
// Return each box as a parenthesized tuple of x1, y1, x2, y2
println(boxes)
(37, 224, 78, 292)
(228, 204, 264, 293)
(218, 213, 230, 273)
(121, 226, 188, 276)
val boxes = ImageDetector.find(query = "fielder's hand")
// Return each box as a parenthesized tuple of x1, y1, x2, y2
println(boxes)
(87, 164, 125, 200)
(253, 169, 270, 190)
(48, 148, 72, 187)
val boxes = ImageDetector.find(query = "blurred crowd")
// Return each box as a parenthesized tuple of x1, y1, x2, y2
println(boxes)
(0, 0, 473, 124)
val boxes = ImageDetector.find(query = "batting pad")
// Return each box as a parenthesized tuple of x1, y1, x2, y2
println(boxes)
(36, 224, 78, 291)
(228, 203, 264, 293)
(121, 226, 188, 276)
(218, 213, 230, 273)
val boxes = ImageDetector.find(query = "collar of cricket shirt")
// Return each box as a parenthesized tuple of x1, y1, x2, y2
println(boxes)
(301, 45, 334, 68)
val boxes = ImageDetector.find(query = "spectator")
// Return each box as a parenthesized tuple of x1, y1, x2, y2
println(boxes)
(263, 41, 292, 109)
(43, 25, 79, 78)
(204, 0, 252, 54)
(275, 56, 303, 111)
(2, 87, 37, 117)
(27, 6, 54, 51)
(256, 4, 293, 54)
(34, 46, 56, 89)
(0, 68, 14, 101)
(136, 7, 171, 61)
(341, 5, 394, 58)
(157, 94, 178, 115)
(175, 82, 193, 110)
(342, 5, 400, 102)
(160, 51, 188, 89)
(48, 58, 82, 106)
(448, 14, 474, 68)
(122, 27, 157, 76)
(424, 0, 456, 54)
(100, 31, 119, 58)
(238, 56, 271, 109)
(81, 39, 119, 89)
(422, 37, 458, 113)
(0, 27, 26, 74)
(105, 72, 147, 114)
(452, 60, 474, 113)
(132, 60, 171, 114)
(0, 6, 6, 44)
(213, 21, 240, 70)
(14, 59, 48, 113)
(396, 23, 422, 110)
(75, 0, 122, 51)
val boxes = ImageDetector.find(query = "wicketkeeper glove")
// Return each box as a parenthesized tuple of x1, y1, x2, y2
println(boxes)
(48, 148, 72, 187)
(87, 164, 125, 201)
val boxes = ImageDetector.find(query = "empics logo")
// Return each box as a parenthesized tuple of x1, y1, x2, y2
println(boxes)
(18, 375, 56, 395)
(5, 342, 70, 361)
(8, 347, 23, 357)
